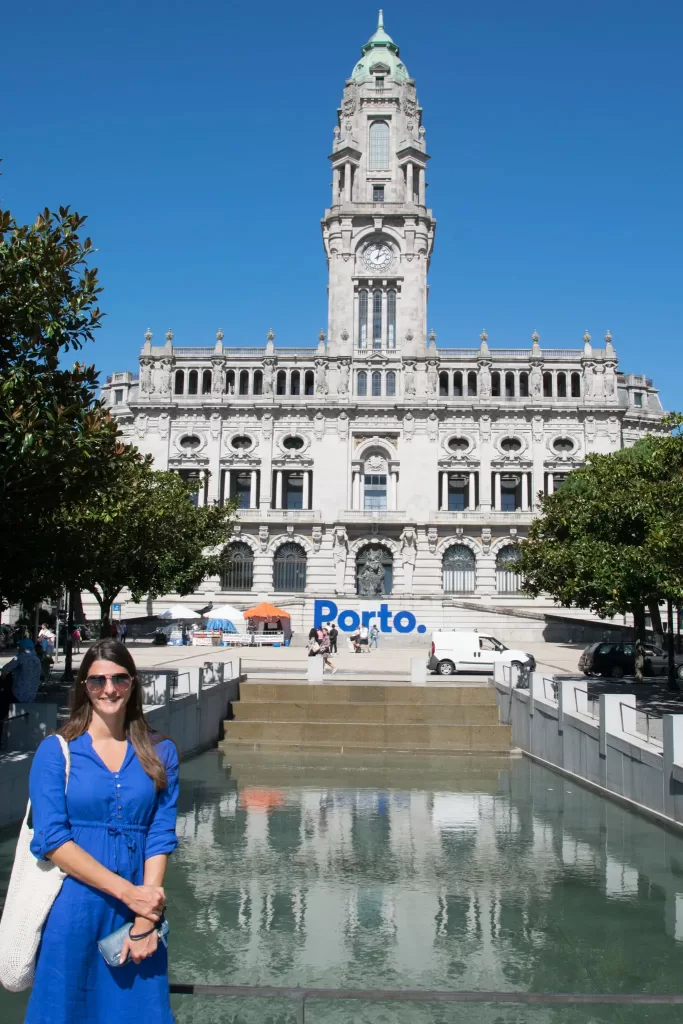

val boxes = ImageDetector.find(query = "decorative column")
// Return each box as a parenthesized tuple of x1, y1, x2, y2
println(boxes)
(418, 167, 425, 205)
(547, 473, 554, 496)
(344, 163, 352, 203)
(381, 290, 388, 348)
(275, 471, 283, 510)
(494, 472, 502, 512)
(440, 472, 448, 512)
(352, 470, 360, 510)
(332, 166, 340, 204)
(389, 471, 397, 511)
(468, 472, 476, 511)
(406, 162, 414, 202)
(521, 472, 529, 512)
(250, 470, 258, 510)
(302, 470, 310, 511)
(197, 471, 207, 508)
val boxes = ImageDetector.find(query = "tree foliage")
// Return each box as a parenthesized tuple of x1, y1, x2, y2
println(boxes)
(0, 205, 126, 601)
(49, 460, 238, 634)
(516, 424, 683, 676)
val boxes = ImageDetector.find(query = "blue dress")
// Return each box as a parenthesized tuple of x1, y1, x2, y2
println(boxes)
(24, 732, 179, 1023)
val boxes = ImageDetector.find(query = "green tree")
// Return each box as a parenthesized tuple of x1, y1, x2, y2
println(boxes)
(0, 204, 126, 602)
(516, 427, 683, 680)
(51, 460, 237, 635)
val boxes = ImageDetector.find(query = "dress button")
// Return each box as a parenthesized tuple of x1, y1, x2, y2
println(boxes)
(118, 814, 122, 819)
(116, 783, 121, 788)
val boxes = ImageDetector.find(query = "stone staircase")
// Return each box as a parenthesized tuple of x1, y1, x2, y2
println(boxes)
(222, 681, 511, 754)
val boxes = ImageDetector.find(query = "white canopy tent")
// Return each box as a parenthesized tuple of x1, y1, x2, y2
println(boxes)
(203, 604, 246, 629)
(157, 605, 202, 620)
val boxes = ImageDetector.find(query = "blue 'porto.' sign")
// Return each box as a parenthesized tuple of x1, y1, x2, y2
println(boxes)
(314, 600, 427, 635)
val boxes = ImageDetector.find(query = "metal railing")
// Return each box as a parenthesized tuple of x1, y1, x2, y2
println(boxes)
(168, 982, 683, 1019)
(619, 702, 663, 747)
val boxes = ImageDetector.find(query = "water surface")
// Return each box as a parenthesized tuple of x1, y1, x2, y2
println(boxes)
(2, 750, 683, 1022)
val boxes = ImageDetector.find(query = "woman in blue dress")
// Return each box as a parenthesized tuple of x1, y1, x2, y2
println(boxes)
(25, 638, 179, 1023)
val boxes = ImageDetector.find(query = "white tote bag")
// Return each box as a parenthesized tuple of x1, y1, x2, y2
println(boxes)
(0, 734, 70, 992)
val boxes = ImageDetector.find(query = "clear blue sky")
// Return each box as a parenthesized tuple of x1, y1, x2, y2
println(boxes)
(3, 1, 681, 409)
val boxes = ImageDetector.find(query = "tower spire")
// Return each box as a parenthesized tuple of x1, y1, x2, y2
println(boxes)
(378, 9, 384, 30)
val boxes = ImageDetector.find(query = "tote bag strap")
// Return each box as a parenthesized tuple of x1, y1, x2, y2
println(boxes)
(24, 734, 71, 831)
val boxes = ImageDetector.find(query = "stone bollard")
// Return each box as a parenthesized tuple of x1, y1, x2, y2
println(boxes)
(410, 658, 427, 686)
(307, 656, 324, 683)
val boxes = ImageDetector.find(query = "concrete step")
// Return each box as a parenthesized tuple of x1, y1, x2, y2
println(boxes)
(222, 720, 511, 751)
(232, 700, 500, 725)
(237, 682, 495, 706)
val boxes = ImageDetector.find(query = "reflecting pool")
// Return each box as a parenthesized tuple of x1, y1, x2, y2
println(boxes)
(2, 750, 683, 1022)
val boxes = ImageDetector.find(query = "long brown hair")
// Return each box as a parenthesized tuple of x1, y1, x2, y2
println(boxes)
(61, 638, 169, 791)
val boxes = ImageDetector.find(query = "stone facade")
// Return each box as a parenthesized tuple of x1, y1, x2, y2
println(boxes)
(100, 15, 664, 635)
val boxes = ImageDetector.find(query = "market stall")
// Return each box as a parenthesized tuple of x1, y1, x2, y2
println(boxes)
(242, 602, 291, 645)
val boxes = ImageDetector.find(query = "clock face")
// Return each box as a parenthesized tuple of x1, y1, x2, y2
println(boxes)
(364, 242, 393, 271)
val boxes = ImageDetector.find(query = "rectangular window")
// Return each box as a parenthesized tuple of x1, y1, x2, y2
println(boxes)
(371, 372, 382, 397)
(230, 471, 252, 510)
(501, 491, 517, 512)
(364, 474, 387, 511)
(284, 472, 303, 510)
(634, 392, 643, 407)
(114, 389, 124, 404)
(375, 76, 384, 90)
(447, 480, 467, 511)
(372, 185, 385, 202)
(372, 290, 382, 346)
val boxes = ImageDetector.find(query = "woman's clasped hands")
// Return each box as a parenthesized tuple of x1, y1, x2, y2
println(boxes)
(119, 883, 166, 965)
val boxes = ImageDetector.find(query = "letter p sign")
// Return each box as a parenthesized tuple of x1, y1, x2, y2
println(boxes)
(314, 600, 338, 629)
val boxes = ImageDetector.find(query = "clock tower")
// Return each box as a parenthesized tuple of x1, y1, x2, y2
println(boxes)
(322, 11, 436, 360)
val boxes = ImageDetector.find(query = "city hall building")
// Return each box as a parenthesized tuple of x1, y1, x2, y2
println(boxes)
(101, 14, 663, 638)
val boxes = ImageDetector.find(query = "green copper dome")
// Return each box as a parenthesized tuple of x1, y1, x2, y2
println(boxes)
(351, 11, 409, 82)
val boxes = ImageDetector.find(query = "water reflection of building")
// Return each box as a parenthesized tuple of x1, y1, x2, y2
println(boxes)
(170, 755, 683, 997)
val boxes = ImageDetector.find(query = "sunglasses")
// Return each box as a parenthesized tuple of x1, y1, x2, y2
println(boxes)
(84, 673, 133, 693)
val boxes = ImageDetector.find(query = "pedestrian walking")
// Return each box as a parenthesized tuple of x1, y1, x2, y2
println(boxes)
(120, 623, 128, 645)
(110, 622, 119, 640)
(14, 638, 179, 1023)
(328, 623, 338, 654)
(317, 628, 337, 675)
(369, 624, 379, 649)
(359, 624, 369, 652)
(71, 626, 81, 655)
(0, 639, 44, 745)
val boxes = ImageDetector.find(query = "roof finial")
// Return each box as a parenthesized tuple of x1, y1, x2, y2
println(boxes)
(378, 9, 384, 30)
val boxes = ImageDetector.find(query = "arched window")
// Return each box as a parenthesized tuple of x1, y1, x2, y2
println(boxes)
(439, 371, 449, 397)
(443, 545, 476, 594)
(253, 370, 263, 395)
(239, 370, 250, 396)
(174, 370, 185, 395)
(356, 544, 393, 596)
(273, 543, 307, 593)
(276, 370, 287, 395)
(519, 372, 529, 398)
(369, 121, 390, 169)
(387, 290, 396, 347)
(467, 371, 477, 396)
(386, 370, 396, 397)
(359, 290, 368, 348)
(557, 372, 567, 398)
(371, 370, 382, 397)
(453, 371, 463, 397)
(372, 289, 382, 347)
(491, 371, 501, 397)
(225, 369, 235, 394)
(496, 546, 521, 594)
(188, 370, 198, 395)
(571, 371, 581, 398)
(543, 372, 553, 397)
(220, 542, 254, 591)
(291, 370, 301, 396)
(505, 372, 515, 398)
(304, 370, 315, 395)
(202, 369, 212, 395)
(357, 370, 368, 396)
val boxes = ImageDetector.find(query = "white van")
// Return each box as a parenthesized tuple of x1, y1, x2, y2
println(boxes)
(428, 630, 536, 677)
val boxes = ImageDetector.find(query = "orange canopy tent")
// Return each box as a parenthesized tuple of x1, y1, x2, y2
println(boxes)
(242, 602, 291, 641)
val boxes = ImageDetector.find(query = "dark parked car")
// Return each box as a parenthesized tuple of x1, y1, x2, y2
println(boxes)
(579, 641, 683, 680)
